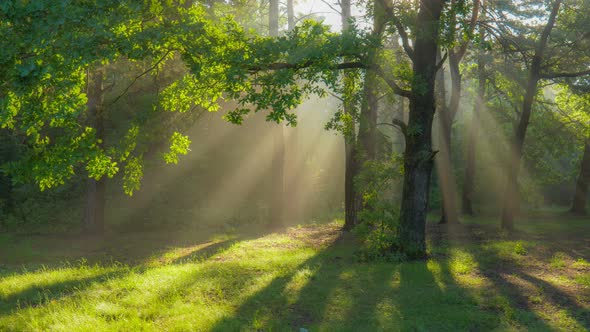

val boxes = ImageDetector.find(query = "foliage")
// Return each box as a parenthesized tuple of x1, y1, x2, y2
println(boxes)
(354, 154, 404, 261)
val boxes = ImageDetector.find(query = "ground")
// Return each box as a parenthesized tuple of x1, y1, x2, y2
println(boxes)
(1, 214, 589, 331)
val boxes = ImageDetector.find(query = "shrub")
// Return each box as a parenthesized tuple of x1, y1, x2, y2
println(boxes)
(354, 155, 405, 262)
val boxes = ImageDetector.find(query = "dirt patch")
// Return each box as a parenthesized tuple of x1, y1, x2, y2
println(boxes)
(286, 223, 344, 249)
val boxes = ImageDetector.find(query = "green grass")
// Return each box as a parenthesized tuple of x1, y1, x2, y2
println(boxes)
(1, 216, 590, 331)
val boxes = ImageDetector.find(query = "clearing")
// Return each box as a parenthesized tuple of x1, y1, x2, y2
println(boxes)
(1, 215, 589, 331)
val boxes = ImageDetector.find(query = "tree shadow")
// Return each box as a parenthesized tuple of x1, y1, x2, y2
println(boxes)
(208, 226, 503, 331)
(390, 225, 501, 331)
(0, 269, 128, 315)
(209, 234, 351, 331)
(167, 238, 241, 265)
(454, 223, 590, 330)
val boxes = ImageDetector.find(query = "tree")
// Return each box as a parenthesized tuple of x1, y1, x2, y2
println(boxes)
(555, 84, 590, 215)
(436, 0, 480, 223)
(475, 0, 590, 229)
(377, 0, 447, 257)
(571, 140, 590, 215)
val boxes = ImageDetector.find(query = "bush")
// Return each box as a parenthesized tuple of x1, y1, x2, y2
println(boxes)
(354, 155, 405, 262)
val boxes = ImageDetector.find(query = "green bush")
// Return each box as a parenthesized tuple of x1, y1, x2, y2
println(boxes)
(354, 155, 405, 262)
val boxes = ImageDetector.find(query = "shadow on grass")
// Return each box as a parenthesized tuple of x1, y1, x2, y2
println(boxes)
(210, 229, 502, 331)
(0, 269, 127, 315)
(450, 223, 590, 330)
(209, 236, 349, 331)
(168, 238, 241, 265)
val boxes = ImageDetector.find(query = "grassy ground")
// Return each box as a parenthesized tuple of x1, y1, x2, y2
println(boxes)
(1, 215, 589, 331)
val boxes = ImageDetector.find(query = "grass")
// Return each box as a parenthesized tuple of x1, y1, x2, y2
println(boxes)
(1, 215, 589, 331)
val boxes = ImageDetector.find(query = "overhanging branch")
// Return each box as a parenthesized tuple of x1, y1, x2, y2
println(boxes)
(379, 0, 414, 60)
(247, 60, 366, 72)
(541, 68, 590, 79)
(372, 64, 412, 98)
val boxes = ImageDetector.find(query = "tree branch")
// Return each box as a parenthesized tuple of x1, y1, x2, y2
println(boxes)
(378, 0, 414, 60)
(108, 51, 172, 106)
(372, 64, 412, 98)
(541, 68, 590, 79)
(247, 60, 365, 72)
(436, 52, 448, 72)
(454, 0, 481, 61)
(378, 119, 407, 136)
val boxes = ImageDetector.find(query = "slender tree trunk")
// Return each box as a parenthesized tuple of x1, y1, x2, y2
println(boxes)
(358, 2, 384, 162)
(340, 0, 359, 230)
(357, 82, 378, 162)
(344, 139, 359, 230)
(437, 0, 480, 223)
(287, 0, 294, 31)
(501, 0, 561, 230)
(398, 0, 445, 259)
(435, 49, 459, 224)
(437, 53, 461, 224)
(571, 138, 590, 215)
(283, 0, 301, 224)
(462, 36, 485, 215)
(268, 0, 285, 227)
(84, 69, 106, 234)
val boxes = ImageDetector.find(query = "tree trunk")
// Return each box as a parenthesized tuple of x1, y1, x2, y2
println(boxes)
(340, 0, 359, 231)
(357, 81, 378, 162)
(268, 0, 285, 227)
(462, 34, 485, 215)
(344, 139, 359, 230)
(84, 69, 106, 234)
(438, 53, 461, 224)
(571, 138, 590, 215)
(287, 0, 294, 31)
(398, 0, 445, 259)
(500, 0, 561, 230)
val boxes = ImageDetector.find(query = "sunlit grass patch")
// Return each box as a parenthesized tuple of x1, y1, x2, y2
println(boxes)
(1, 220, 589, 331)
(576, 272, 590, 288)
(573, 258, 590, 270)
(550, 252, 568, 269)
(480, 240, 537, 264)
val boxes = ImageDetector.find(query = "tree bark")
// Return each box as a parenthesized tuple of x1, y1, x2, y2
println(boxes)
(500, 0, 561, 230)
(571, 138, 590, 215)
(84, 69, 106, 234)
(397, 0, 445, 259)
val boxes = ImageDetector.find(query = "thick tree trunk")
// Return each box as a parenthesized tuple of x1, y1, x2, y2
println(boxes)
(84, 69, 105, 234)
(268, 0, 285, 227)
(501, 0, 561, 230)
(398, 0, 445, 259)
(462, 39, 485, 215)
(571, 139, 590, 215)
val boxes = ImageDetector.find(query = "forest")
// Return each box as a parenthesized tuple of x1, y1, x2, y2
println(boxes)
(1, 0, 590, 330)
